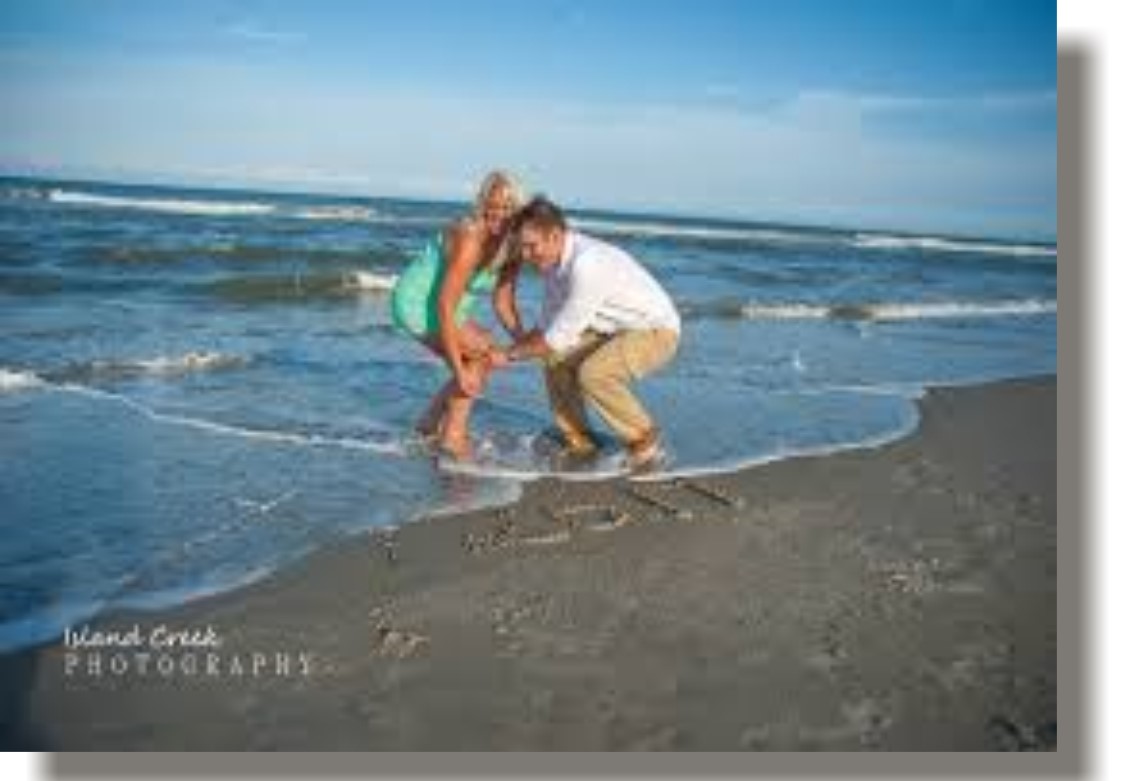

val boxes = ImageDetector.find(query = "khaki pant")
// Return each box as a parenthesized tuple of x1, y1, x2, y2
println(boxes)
(543, 328, 679, 446)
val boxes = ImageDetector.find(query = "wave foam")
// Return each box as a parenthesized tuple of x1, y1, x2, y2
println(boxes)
(45, 188, 443, 227)
(576, 217, 820, 245)
(55, 351, 248, 382)
(0, 368, 45, 392)
(568, 217, 1056, 258)
(853, 233, 1056, 258)
(0, 364, 408, 456)
(349, 270, 398, 291)
(60, 384, 406, 456)
(853, 299, 1057, 321)
(48, 189, 276, 217)
(292, 205, 379, 222)
(735, 298, 1057, 322)
(204, 270, 396, 303)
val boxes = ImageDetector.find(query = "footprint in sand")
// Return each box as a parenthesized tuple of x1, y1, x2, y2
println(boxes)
(368, 605, 429, 659)
(878, 558, 942, 595)
(370, 626, 429, 659)
(805, 621, 849, 675)
(465, 503, 637, 553)
(740, 698, 893, 749)
(987, 714, 1056, 751)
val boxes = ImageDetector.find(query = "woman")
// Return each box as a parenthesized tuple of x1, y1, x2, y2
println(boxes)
(390, 171, 524, 458)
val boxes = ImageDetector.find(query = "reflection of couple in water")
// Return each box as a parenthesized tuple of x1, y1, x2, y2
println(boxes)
(390, 171, 681, 470)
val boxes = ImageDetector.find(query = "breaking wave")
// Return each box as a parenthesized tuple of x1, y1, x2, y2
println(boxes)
(852, 233, 1056, 258)
(50, 351, 249, 383)
(48, 189, 276, 217)
(201, 270, 398, 303)
(0, 368, 46, 393)
(575, 217, 826, 246)
(686, 297, 1058, 322)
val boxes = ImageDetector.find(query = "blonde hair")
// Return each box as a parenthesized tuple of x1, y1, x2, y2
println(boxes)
(472, 169, 525, 217)
(471, 170, 525, 271)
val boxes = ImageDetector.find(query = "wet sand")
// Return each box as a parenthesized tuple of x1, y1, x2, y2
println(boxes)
(0, 377, 1056, 751)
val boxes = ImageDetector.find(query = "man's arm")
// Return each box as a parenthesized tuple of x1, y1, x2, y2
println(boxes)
(492, 257, 525, 341)
(500, 245, 610, 365)
(503, 263, 603, 363)
(535, 256, 603, 354)
(504, 328, 551, 362)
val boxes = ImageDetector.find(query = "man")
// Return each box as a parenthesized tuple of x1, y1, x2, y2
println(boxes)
(494, 196, 680, 468)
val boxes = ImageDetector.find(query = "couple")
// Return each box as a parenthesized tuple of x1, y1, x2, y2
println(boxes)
(390, 171, 680, 470)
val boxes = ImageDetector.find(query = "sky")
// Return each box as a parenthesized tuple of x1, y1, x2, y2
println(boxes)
(0, 0, 1057, 239)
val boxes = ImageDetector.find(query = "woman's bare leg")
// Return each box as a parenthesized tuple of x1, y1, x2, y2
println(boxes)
(423, 321, 495, 457)
(415, 381, 456, 439)
(438, 357, 491, 458)
(438, 323, 496, 457)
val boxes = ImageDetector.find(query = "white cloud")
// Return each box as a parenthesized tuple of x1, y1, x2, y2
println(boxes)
(0, 58, 1056, 235)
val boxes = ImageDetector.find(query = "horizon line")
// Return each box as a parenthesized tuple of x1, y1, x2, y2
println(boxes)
(0, 168, 1058, 247)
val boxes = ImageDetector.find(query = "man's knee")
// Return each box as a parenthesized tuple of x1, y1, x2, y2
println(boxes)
(577, 358, 619, 393)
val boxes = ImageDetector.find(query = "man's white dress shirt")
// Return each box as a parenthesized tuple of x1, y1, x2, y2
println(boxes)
(541, 231, 680, 353)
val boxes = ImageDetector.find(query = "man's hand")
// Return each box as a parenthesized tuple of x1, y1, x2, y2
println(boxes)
(486, 346, 511, 370)
(506, 329, 551, 362)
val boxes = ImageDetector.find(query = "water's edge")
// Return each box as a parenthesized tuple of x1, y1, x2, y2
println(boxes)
(0, 371, 1056, 655)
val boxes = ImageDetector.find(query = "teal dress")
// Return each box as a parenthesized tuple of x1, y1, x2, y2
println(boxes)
(390, 233, 498, 338)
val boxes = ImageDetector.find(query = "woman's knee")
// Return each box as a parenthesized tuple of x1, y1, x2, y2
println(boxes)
(463, 357, 492, 389)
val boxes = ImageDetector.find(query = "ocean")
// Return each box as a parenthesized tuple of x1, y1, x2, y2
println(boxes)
(0, 177, 1057, 651)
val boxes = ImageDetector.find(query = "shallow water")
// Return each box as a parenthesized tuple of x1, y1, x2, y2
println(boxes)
(0, 177, 1056, 650)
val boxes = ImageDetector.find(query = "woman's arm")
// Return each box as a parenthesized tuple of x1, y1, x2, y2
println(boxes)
(437, 222, 483, 395)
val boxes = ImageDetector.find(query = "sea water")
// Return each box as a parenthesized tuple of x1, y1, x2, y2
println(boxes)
(0, 177, 1056, 650)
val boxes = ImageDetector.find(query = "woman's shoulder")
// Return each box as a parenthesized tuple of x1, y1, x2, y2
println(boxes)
(442, 217, 488, 259)
(445, 215, 485, 240)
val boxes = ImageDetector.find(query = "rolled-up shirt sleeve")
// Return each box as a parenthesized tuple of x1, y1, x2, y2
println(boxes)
(543, 259, 604, 353)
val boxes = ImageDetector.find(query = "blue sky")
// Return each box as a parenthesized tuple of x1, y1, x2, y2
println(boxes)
(0, 0, 1057, 239)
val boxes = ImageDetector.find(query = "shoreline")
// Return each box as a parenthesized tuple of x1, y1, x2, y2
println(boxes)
(0, 375, 1057, 750)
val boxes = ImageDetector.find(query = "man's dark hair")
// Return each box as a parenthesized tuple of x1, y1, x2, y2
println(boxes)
(512, 195, 568, 233)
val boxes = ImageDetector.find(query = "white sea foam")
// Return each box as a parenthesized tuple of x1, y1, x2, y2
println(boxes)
(0, 367, 45, 392)
(630, 413, 921, 484)
(58, 383, 406, 456)
(61, 351, 248, 381)
(293, 205, 380, 222)
(438, 458, 629, 483)
(857, 299, 1057, 321)
(117, 351, 246, 375)
(7, 358, 401, 455)
(853, 232, 1056, 258)
(363, 214, 447, 228)
(738, 298, 1057, 322)
(348, 270, 399, 291)
(738, 303, 836, 320)
(575, 217, 819, 245)
(436, 431, 631, 483)
(48, 189, 276, 217)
